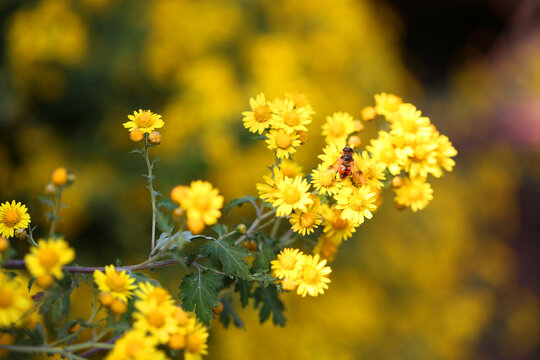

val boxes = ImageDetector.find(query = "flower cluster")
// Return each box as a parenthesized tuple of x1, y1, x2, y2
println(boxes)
(271, 248, 332, 297)
(94, 265, 137, 314)
(25, 237, 75, 288)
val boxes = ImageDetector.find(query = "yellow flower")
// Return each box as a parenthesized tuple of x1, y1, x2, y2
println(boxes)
(0, 201, 31, 238)
(366, 131, 408, 175)
(271, 248, 303, 280)
(361, 106, 376, 121)
(123, 109, 164, 134)
(93, 265, 137, 303)
(184, 320, 210, 360)
(105, 330, 167, 360)
(272, 98, 312, 134)
(0, 271, 33, 327)
(135, 282, 174, 307)
(433, 133, 458, 175)
(317, 141, 345, 168)
(320, 204, 359, 241)
(310, 164, 341, 196)
(313, 235, 341, 262)
(403, 131, 440, 178)
(280, 159, 304, 179)
(133, 297, 178, 344)
(334, 185, 377, 224)
(256, 167, 284, 204)
(390, 103, 432, 136)
(242, 93, 277, 134)
(25, 237, 75, 282)
(271, 176, 313, 216)
(352, 151, 386, 189)
(181, 181, 224, 229)
(374, 92, 402, 120)
(289, 201, 322, 236)
(296, 254, 332, 297)
(394, 177, 434, 212)
(265, 129, 301, 159)
(284, 92, 315, 116)
(322, 112, 356, 145)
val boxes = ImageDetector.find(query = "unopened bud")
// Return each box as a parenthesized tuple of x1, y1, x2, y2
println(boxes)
(348, 135, 361, 148)
(297, 131, 309, 145)
(99, 292, 114, 307)
(361, 106, 376, 121)
(172, 207, 185, 222)
(15, 228, 27, 240)
(170, 185, 189, 205)
(174, 307, 189, 326)
(130, 129, 144, 143)
(36, 274, 54, 288)
(148, 131, 162, 145)
(394, 201, 407, 211)
(353, 119, 364, 132)
(212, 301, 223, 315)
(51, 167, 68, 187)
(236, 224, 247, 234)
(281, 278, 297, 291)
(110, 299, 127, 315)
(45, 182, 57, 195)
(392, 176, 403, 188)
(69, 323, 81, 333)
(168, 333, 186, 350)
(0, 237, 9, 252)
(242, 240, 257, 251)
(187, 216, 205, 235)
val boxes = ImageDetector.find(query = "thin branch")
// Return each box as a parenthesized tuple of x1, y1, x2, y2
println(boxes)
(2, 259, 181, 274)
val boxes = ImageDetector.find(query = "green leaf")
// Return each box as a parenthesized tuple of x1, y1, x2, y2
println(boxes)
(252, 241, 275, 272)
(156, 209, 174, 233)
(52, 291, 71, 323)
(235, 279, 252, 308)
(224, 195, 258, 216)
(219, 297, 245, 329)
(253, 285, 286, 326)
(179, 270, 222, 326)
(202, 239, 251, 280)
(158, 198, 178, 211)
(183, 231, 215, 242)
(38, 196, 55, 208)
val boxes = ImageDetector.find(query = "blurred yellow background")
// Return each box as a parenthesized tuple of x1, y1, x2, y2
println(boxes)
(1, 0, 539, 358)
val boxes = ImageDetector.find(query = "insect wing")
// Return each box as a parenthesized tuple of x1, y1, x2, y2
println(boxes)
(351, 160, 366, 186)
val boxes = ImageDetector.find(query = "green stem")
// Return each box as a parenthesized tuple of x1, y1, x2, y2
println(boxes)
(270, 217, 282, 238)
(143, 137, 157, 251)
(0, 342, 113, 356)
(234, 209, 275, 245)
(49, 188, 64, 237)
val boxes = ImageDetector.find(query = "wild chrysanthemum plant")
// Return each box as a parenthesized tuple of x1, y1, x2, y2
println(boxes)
(0, 93, 456, 359)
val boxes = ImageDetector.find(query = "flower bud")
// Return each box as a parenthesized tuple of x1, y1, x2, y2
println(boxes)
(51, 167, 68, 187)
(361, 106, 376, 121)
(348, 135, 361, 148)
(99, 292, 114, 307)
(392, 176, 403, 188)
(297, 131, 309, 145)
(353, 119, 364, 132)
(148, 131, 162, 145)
(69, 323, 81, 333)
(236, 224, 247, 234)
(168, 333, 186, 350)
(36, 274, 54, 288)
(110, 299, 127, 315)
(45, 182, 57, 195)
(170, 185, 189, 205)
(172, 207, 185, 222)
(15, 228, 27, 240)
(211, 301, 223, 315)
(281, 277, 297, 291)
(394, 201, 407, 211)
(242, 240, 256, 251)
(130, 129, 144, 143)
(187, 216, 205, 235)
(0, 333, 14, 357)
(0, 237, 9, 252)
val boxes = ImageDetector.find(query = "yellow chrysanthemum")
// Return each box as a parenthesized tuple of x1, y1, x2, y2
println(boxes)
(0, 271, 33, 327)
(184, 320, 210, 360)
(25, 237, 75, 281)
(133, 297, 178, 344)
(241, 93, 277, 134)
(310, 164, 342, 196)
(296, 254, 332, 297)
(334, 185, 377, 224)
(317, 141, 345, 167)
(433, 133, 458, 175)
(105, 330, 167, 360)
(374, 92, 402, 120)
(280, 159, 304, 179)
(322, 112, 356, 145)
(272, 98, 312, 134)
(123, 109, 164, 134)
(181, 181, 224, 227)
(313, 235, 341, 262)
(271, 248, 303, 280)
(394, 177, 434, 212)
(284, 92, 315, 116)
(289, 201, 322, 236)
(93, 265, 137, 303)
(403, 132, 440, 178)
(256, 167, 284, 204)
(0, 201, 31, 238)
(366, 131, 408, 175)
(320, 204, 359, 242)
(265, 129, 301, 159)
(352, 151, 386, 189)
(135, 282, 174, 307)
(271, 176, 313, 216)
(390, 103, 432, 136)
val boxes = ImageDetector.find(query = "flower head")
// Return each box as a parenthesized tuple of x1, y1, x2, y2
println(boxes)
(272, 98, 312, 134)
(310, 164, 341, 196)
(280, 159, 304, 179)
(265, 129, 301, 159)
(105, 330, 167, 360)
(322, 112, 356, 145)
(94, 265, 137, 303)
(352, 151, 386, 189)
(334, 185, 377, 224)
(133, 296, 178, 344)
(184, 320, 210, 360)
(256, 167, 284, 204)
(394, 177, 434, 212)
(313, 235, 341, 262)
(374, 92, 402, 120)
(289, 201, 322, 236)
(180, 181, 224, 233)
(123, 109, 164, 134)
(242, 93, 277, 134)
(271, 248, 303, 280)
(0, 272, 33, 327)
(135, 282, 174, 307)
(0, 201, 31, 238)
(296, 254, 332, 297)
(25, 237, 75, 284)
(366, 131, 408, 175)
(320, 204, 359, 242)
(271, 176, 313, 216)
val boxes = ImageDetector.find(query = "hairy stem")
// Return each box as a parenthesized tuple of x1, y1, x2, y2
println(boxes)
(49, 188, 64, 237)
(143, 137, 157, 251)
(234, 209, 275, 245)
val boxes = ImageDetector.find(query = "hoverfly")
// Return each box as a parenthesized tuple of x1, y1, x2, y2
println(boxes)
(325, 146, 366, 186)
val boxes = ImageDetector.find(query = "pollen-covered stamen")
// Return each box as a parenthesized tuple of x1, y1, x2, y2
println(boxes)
(275, 132, 293, 149)
(332, 216, 348, 229)
(135, 111, 155, 128)
(283, 187, 301, 205)
(126, 340, 144, 357)
(0, 290, 13, 308)
(106, 273, 127, 293)
(254, 105, 271, 123)
(329, 122, 345, 137)
(301, 212, 317, 228)
(3, 209, 20, 227)
(37, 249, 60, 269)
(302, 265, 319, 284)
(282, 111, 300, 126)
(147, 310, 166, 328)
(319, 170, 335, 186)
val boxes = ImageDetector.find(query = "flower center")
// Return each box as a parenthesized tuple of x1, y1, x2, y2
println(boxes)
(329, 122, 345, 137)
(414, 146, 427, 160)
(148, 288, 169, 305)
(301, 212, 317, 228)
(283, 187, 300, 205)
(282, 111, 300, 127)
(302, 266, 318, 283)
(281, 167, 295, 178)
(126, 340, 143, 357)
(280, 255, 296, 270)
(275, 133, 292, 149)
(321, 242, 338, 259)
(195, 196, 210, 211)
(186, 333, 202, 353)
(350, 195, 366, 211)
(38, 249, 59, 269)
(319, 171, 335, 187)
(332, 216, 348, 229)
(135, 112, 155, 128)
(0, 289, 13, 308)
(106, 273, 126, 293)
(254, 105, 271, 123)
(147, 310, 165, 328)
(174, 307, 189, 326)
(3, 209, 20, 227)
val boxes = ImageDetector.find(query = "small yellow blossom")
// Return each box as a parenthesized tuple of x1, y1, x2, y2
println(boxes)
(361, 106, 376, 121)
(272, 98, 312, 134)
(51, 167, 68, 186)
(180, 181, 224, 232)
(280, 159, 304, 179)
(285, 92, 315, 115)
(271, 176, 313, 216)
(256, 167, 284, 204)
(310, 164, 341, 196)
(334, 185, 377, 224)
(352, 151, 386, 189)
(0, 272, 33, 327)
(265, 129, 301, 159)
(320, 204, 359, 241)
(317, 141, 345, 168)
(25, 237, 75, 282)
(0, 201, 31, 238)
(322, 112, 356, 145)
(296, 254, 332, 297)
(93, 265, 137, 303)
(105, 330, 167, 360)
(367, 131, 408, 175)
(133, 297, 178, 344)
(123, 109, 164, 134)
(242, 93, 277, 134)
(374, 92, 402, 120)
(289, 201, 322, 236)
(184, 320, 210, 360)
(135, 282, 174, 307)
(394, 177, 434, 212)
(271, 248, 303, 280)
(313, 235, 341, 262)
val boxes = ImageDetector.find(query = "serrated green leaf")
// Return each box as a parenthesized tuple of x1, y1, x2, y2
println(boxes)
(224, 195, 258, 216)
(158, 198, 177, 211)
(212, 224, 228, 237)
(253, 285, 286, 326)
(235, 279, 252, 308)
(38, 196, 55, 208)
(156, 209, 174, 233)
(252, 241, 275, 272)
(202, 239, 251, 279)
(219, 297, 245, 329)
(52, 292, 71, 323)
(179, 270, 222, 326)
